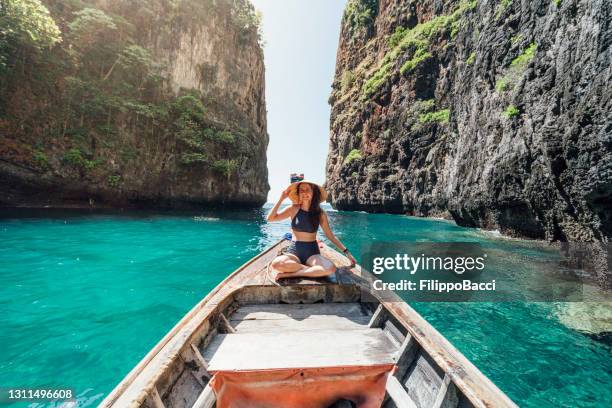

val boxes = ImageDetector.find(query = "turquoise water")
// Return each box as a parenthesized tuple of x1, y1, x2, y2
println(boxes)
(0, 205, 610, 407)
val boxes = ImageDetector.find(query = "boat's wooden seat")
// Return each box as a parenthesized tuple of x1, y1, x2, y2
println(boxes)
(229, 303, 371, 332)
(204, 329, 398, 371)
(202, 303, 400, 372)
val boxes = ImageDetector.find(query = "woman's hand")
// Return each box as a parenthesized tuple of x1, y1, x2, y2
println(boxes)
(346, 251, 357, 267)
(279, 187, 290, 202)
(267, 188, 293, 221)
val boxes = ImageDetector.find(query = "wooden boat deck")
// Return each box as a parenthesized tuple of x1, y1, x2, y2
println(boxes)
(204, 303, 399, 372)
(229, 302, 372, 331)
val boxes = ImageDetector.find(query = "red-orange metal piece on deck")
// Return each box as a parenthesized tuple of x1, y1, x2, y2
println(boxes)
(209, 365, 396, 408)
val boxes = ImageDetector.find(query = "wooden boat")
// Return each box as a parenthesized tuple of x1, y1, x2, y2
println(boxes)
(100, 238, 517, 408)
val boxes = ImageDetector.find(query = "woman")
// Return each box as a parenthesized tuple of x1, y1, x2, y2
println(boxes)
(267, 180, 357, 280)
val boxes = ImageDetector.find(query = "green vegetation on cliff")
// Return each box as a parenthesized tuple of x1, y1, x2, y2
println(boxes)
(496, 42, 537, 92)
(419, 109, 450, 124)
(344, 149, 362, 164)
(0, 0, 61, 73)
(340, 70, 355, 93)
(466, 51, 476, 65)
(343, 0, 378, 38)
(511, 42, 536, 68)
(400, 48, 433, 75)
(503, 104, 520, 118)
(0, 0, 262, 187)
(495, 0, 513, 20)
(361, 0, 477, 99)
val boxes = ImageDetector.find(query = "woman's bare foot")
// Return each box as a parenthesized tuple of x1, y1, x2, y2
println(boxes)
(274, 270, 295, 281)
(274, 264, 310, 281)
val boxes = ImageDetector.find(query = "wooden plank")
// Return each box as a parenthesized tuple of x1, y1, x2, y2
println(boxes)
(203, 329, 399, 371)
(188, 370, 204, 387)
(433, 374, 459, 408)
(192, 383, 216, 408)
(230, 302, 368, 321)
(386, 376, 418, 408)
(190, 344, 209, 371)
(335, 266, 356, 284)
(404, 353, 445, 408)
(383, 320, 406, 347)
(233, 284, 359, 305)
(233, 315, 370, 332)
(149, 388, 165, 408)
(161, 368, 202, 408)
(219, 313, 236, 333)
(368, 304, 385, 328)
(395, 335, 418, 381)
(244, 265, 269, 286)
(279, 273, 339, 285)
(179, 343, 211, 391)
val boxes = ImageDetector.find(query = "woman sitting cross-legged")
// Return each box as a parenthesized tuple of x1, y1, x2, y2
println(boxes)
(266, 180, 356, 280)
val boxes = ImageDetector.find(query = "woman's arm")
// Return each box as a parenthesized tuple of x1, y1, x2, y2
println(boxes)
(319, 210, 357, 266)
(266, 188, 295, 222)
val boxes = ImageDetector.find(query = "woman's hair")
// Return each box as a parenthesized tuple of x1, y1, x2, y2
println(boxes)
(298, 182, 322, 228)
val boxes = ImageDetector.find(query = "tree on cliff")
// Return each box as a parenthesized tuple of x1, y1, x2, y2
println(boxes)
(0, 0, 269, 207)
(0, 0, 61, 75)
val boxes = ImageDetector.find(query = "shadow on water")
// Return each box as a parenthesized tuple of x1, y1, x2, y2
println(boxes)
(0, 206, 271, 222)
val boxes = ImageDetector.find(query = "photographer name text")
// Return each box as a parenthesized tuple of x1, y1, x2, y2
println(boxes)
(373, 279, 497, 292)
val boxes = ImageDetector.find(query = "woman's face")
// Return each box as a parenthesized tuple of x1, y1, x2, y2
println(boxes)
(298, 183, 313, 203)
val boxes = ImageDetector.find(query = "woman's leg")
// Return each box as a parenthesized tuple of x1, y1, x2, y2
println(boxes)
(275, 254, 337, 279)
(270, 254, 303, 273)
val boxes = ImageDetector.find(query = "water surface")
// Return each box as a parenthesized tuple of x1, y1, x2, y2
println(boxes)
(0, 205, 610, 407)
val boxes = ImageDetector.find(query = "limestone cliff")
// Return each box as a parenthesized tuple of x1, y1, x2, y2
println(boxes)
(0, 0, 268, 208)
(326, 0, 611, 242)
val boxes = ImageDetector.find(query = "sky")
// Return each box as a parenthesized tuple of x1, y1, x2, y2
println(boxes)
(250, 0, 347, 203)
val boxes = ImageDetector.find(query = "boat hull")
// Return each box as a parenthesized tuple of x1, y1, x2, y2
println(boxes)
(100, 239, 516, 408)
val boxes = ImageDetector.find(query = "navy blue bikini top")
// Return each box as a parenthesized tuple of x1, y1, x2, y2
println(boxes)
(291, 208, 319, 233)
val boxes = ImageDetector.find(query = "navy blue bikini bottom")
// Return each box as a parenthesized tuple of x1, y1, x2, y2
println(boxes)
(284, 240, 320, 264)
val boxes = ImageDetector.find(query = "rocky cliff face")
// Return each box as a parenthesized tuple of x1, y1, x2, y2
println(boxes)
(326, 0, 611, 242)
(0, 0, 268, 208)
